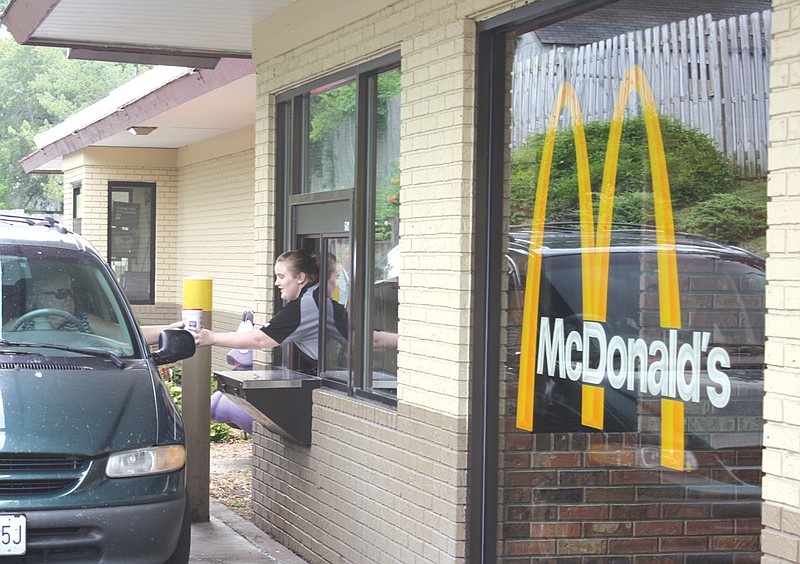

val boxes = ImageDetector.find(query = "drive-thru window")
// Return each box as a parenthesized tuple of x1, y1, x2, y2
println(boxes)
(5, 0, 784, 560)
(275, 55, 401, 400)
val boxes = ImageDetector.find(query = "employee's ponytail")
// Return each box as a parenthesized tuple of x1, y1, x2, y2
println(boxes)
(276, 249, 320, 286)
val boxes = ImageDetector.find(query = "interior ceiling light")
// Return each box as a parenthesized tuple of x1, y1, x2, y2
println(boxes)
(127, 126, 157, 136)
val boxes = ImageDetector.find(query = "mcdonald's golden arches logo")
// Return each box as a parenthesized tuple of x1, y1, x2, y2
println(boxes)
(517, 65, 697, 471)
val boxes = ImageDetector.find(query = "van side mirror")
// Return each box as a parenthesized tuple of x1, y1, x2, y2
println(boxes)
(152, 328, 196, 366)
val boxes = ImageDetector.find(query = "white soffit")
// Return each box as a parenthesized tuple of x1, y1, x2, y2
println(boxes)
(4, 0, 295, 57)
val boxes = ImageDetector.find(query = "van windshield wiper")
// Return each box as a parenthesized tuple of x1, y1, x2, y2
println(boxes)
(0, 339, 125, 368)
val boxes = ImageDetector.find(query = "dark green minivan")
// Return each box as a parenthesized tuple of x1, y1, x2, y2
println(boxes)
(0, 215, 195, 562)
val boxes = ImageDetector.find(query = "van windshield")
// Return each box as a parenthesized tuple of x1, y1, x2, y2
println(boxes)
(0, 246, 136, 358)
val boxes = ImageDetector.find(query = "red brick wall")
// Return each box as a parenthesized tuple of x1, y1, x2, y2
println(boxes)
(498, 247, 765, 561)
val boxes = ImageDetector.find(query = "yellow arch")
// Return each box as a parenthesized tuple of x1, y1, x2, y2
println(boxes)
(517, 82, 591, 431)
(516, 65, 681, 432)
(597, 66, 680, 328)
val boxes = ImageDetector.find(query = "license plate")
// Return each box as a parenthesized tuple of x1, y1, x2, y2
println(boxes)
(0, 515, 25, 555)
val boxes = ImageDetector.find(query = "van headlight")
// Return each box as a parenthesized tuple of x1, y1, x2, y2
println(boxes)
(106, 445, 186, 477)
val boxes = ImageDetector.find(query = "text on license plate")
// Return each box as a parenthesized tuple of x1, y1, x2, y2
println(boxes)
(0, 514, 26, 555)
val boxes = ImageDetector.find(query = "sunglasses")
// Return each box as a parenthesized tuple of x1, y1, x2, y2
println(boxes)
(41, 288, 74, 300)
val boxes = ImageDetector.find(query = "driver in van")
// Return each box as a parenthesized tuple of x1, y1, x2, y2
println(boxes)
(4, 270, 181, 345)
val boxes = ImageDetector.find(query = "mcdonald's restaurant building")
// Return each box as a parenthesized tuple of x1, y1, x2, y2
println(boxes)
(6, 0, 800, 560)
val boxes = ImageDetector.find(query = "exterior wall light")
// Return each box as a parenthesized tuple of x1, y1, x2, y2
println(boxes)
(127, 126, 157, 136)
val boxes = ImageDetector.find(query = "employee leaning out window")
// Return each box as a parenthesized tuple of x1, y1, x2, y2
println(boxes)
(191, 249, 349, 374)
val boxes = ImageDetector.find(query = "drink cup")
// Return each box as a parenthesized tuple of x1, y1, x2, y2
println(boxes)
(182, 308, 203, 330)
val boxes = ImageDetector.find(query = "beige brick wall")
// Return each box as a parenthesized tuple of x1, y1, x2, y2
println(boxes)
(61, 148, 181, 324)
(763, 0, 800, 561)
(250, 0, 518, 561)
(60, 137, 257, 357)
(175, 131, 256, 369)
(62, 167, 82, 229)
(252, 390, 468, 562)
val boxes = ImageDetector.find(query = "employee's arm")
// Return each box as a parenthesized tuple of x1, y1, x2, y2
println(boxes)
(194, 327, 280, 350)
(373, 331, 398, 350)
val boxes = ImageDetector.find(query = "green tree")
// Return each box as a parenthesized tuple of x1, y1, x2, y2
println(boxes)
(0, 37, 147, 211)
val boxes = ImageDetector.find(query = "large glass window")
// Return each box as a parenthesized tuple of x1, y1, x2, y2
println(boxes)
(371, 67, 401, 390)
(481, 1, 770, 561)
(277, 55, 400, 401)
(108, 182, 156, 304)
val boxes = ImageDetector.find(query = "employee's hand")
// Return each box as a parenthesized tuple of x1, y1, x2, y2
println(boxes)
(193, 328, 215, 347)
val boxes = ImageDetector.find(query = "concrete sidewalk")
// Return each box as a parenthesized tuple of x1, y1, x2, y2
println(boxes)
(190, 452, 308, 564)
(190, 499, 308, 563)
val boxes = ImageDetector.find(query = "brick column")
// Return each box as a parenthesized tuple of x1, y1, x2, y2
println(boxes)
(762, 0, 800, 561)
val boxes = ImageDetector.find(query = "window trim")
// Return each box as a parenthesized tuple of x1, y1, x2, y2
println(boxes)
(107, 181, 156, 305)
(276, 52, 401, 406)
(72, 182, 82, 234)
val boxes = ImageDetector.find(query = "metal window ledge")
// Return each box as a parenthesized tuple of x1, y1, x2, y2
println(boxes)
(213, 369, 321, 445)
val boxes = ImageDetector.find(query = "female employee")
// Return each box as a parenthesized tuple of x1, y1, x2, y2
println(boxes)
(191, 249, 348, 373)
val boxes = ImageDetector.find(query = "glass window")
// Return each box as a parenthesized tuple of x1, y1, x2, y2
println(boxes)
(72, 183, 82, 234)
(277, 55, 400, 402)
(108, 183, 156, 304)
(370, 67, 401, 391)
(319, 236, 351, 380)
(491, 1, 770, 560)
(307, 78, 357, 194)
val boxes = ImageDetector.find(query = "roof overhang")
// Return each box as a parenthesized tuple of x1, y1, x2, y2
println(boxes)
(1, 0, 294, 68)
(22, 58, 256, 173)
(1, 0, 284, 172)
(67, 48, 223, 70)
(3, 0, 391, 174)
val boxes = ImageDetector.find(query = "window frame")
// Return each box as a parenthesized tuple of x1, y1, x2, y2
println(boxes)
(276, 52, 401, 406)
(107, 181, 156, 305)
(72, 182, 82, 234)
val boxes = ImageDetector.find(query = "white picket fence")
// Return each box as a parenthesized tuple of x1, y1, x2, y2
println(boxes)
(511, 10, 771, 177)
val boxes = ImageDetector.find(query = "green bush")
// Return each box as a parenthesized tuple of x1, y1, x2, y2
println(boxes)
(209, 423, 232, 443)
(510, 116, 737, 226)
(611, 191, 655, 226)
(160, 365, 183, 408)
(678, 193, 767, 245)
